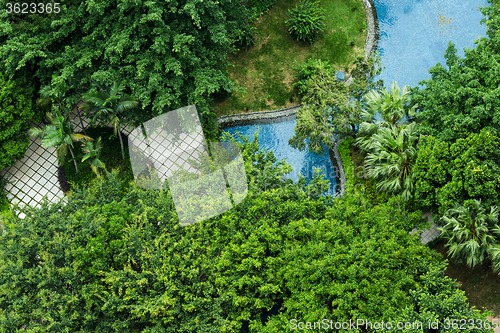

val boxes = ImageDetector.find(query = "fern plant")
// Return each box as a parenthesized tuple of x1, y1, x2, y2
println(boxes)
(286, 0, 326, 43)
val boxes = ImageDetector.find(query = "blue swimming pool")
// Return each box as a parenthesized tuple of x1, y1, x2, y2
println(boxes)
(376, 0, 489, 88)
(222, 120, 338, 196)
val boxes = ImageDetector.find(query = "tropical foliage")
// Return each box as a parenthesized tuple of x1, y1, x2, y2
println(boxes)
(413, 130, 500, 214)
(0, 0, 255, 137)
(36, 75, 88, 135)
(361, 123, 420, 201)
(438, 200, 500, 271)
(0, 72, 39, 170)
(81, 136, 106, 178)
(289, 55, 382, 153)
(286, 0, 326, 43)
(29, 109, 92, 173)
(355, 81, 416, 152)
(80, 81, 139, 160)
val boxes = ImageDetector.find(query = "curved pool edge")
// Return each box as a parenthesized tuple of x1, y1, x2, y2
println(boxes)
(362, 0, 379, 61)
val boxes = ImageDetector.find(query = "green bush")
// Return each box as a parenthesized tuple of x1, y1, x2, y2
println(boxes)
(413, 130, 500, 214)
(293, 58, 334, 96)
(338, 137, 354, 195)
(286, 0, 326, 43)
(0, 154, 486, 332)
(248, 0, 276, 16)
(64, 126, 134, 191)
(0, 72, 41, 170)
(0, 174, 10, 213)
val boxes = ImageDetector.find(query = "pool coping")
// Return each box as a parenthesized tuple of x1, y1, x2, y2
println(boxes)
(216, 0, 379, 198)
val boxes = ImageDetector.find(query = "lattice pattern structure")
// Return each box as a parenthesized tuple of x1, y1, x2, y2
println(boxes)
(129, 105, 248, 226)
(1, 103, 136, 216)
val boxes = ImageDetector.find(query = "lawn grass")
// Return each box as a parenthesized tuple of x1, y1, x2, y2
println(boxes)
(213, 0, 367, 115)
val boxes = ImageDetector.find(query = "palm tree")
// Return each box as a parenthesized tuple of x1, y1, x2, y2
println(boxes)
(29, 108, 93, 173)
(37, 75, 88, 136)
(355, 81, 417, 151)
(82, 136, 106, 178)
(361, 80, 417, 126)
(439, 200, 500, 270)
(363, 122, 420, 200)
(80, 81, 139, 160)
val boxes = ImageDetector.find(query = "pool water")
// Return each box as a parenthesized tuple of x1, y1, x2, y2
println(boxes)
(222, 120, 338, 196)
(375, 0, 489, 88)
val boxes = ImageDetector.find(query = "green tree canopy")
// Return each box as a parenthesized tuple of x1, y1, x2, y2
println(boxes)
(251, 195, 488, 332)
(413, 130, 500, 214)
(0, 0, 253, 131)
(0, 72, 40, 170)
(289, 55, 382, 154)
(412, 40, 500, 143)
(0, 135, 484, 332)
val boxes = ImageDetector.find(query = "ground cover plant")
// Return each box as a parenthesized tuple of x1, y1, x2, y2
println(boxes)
(214, 0, 367, 115)
(286, 0, 326, 43)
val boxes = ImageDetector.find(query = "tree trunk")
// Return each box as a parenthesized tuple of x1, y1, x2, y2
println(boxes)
(68, 145, 79, 173)
(117, 129, 126, 160)
(75, 103, 88, 136)
(351, 123, 357, 139)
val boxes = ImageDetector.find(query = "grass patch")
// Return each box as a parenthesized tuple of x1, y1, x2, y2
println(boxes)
(214, 0, 367, 115)
(64, 126, 134, 191)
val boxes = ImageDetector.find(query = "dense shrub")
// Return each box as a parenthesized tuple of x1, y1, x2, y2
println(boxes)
(413, 130, 500, 214)
(0, 174, 11, 212)
(0, 72, 41, 170)
(0, 138, 484, 332)
(1, 0, 255, 134)
(293, 58, 334, 96)
(248, 0, 276, 16)
(286, 0, 326, 43)
(251, 194, 482, 332)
